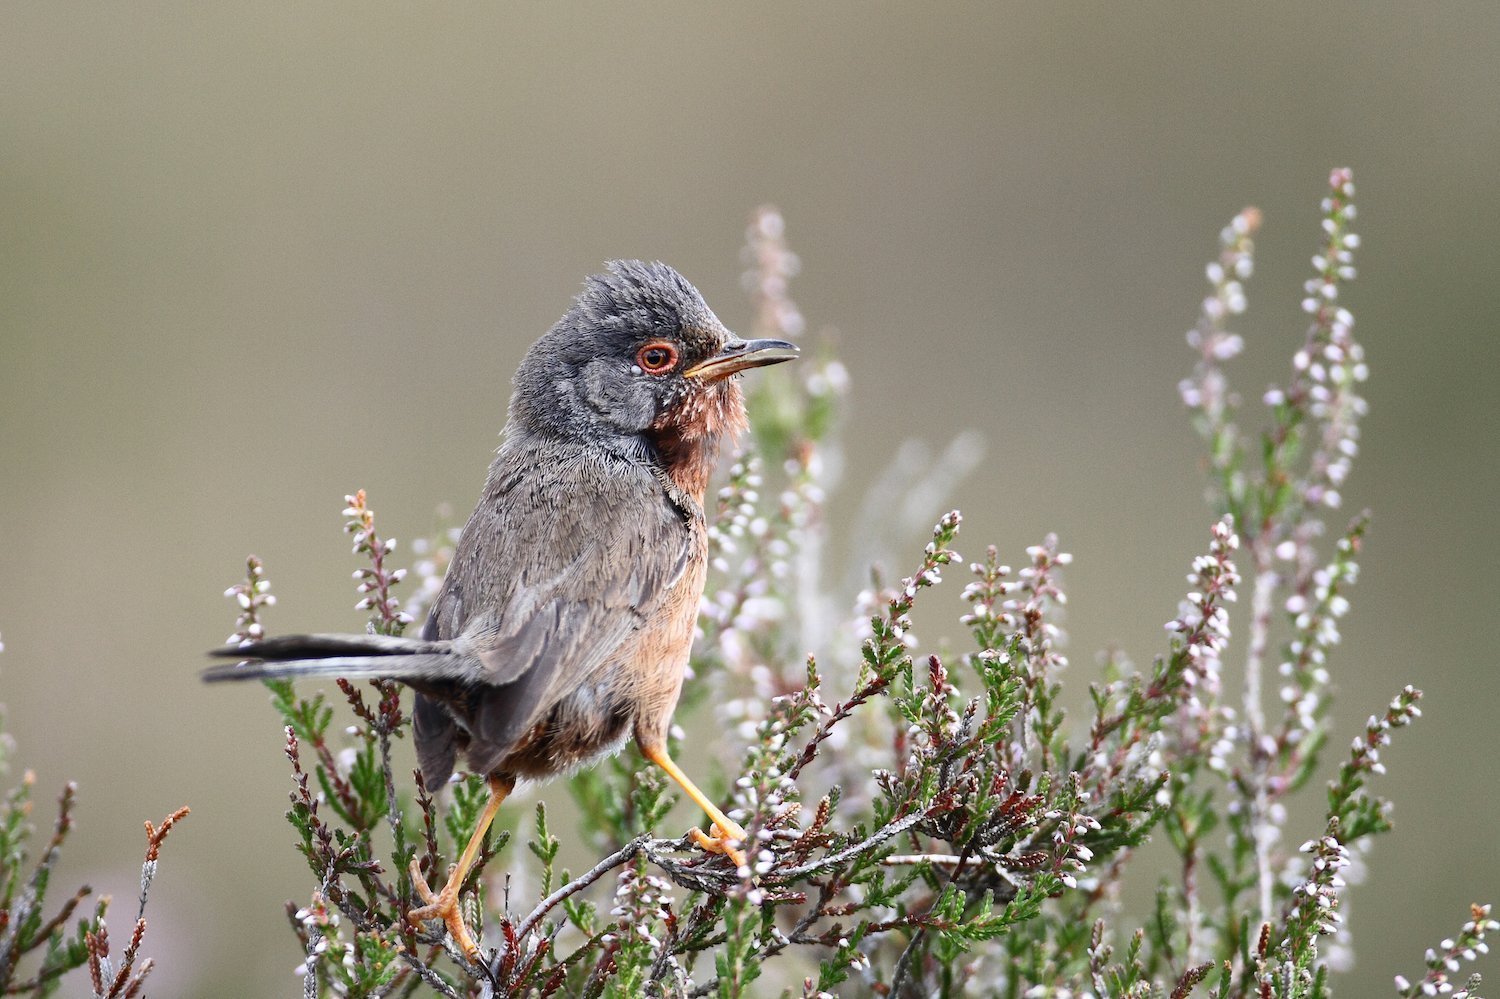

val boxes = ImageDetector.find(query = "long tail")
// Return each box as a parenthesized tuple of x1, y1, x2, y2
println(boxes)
(202, 633, 469, 684)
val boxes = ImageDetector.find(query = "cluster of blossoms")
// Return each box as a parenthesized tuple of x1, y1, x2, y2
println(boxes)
(1166, 517, 1242, 776)
(1275, 522, 1365, 751)
(1271, 168, 1367, 514)
(1394, 904, 1497, 998)
(1335, 686, 1422, 794)
(603, 865, 683, 986)
(1301, 168, 1360, 315)
(704, 455, 796, 744)
(728, 700, 808, 878)
(402, 507, 459, 628)
(1009, 537, 1072, 644)
(1180, 206, 1260, 419)
(741, 205, 805, 340)
(706, 457, 763, 577)
(224, 554, 275, 645)
(959, 546, 1010, 632)
(342, 490, 413, 632)
(705, 205, 845, 742)
(1168, 516, 1241, 679)
(291, 892, 341, 980)
(1046, 783, 1101, 891)
(702, 458, 782, 693)
(1286, 300, 1367, 513)
(989, 536, 1070, 772)
(1292, 830, 1354, 938)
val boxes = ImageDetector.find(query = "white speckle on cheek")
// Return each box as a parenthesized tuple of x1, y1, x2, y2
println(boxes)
(630, 364, 644, 375)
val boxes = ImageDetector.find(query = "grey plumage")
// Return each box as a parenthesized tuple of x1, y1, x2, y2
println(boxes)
(206, 260, 770, 788)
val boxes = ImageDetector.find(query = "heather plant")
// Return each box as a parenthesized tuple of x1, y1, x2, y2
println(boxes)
(220, 181, 1492, 998)
(0, 632, 190, 998)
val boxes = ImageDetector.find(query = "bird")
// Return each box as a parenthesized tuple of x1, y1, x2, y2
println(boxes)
(204, 260, 797, 960)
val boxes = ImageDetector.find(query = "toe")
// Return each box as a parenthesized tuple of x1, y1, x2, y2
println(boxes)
(408, 859, 438, 907)
(711, 820, 748, 843)
(406, 890, 480, 960)
(689, 825, 748, 869)
(446, 910, 480, 962)
(710, 822, 748, 866)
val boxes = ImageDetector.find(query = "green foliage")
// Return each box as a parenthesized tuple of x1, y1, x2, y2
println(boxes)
(0, 705, 186, 998)
(0, 771, 93, 997)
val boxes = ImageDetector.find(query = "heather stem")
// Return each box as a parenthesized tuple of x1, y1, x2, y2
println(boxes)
(1244, 543, 1277, 925)
(1183, 847, 1202, 967)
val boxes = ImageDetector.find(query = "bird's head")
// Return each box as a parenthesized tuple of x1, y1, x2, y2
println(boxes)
(511, 260, 798, 454)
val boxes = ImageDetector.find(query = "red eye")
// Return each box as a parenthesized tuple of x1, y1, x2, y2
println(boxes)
(635, 342, 679, 374)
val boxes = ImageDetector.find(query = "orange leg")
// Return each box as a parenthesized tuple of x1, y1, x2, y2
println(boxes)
(408, 774, 513, 961)
(640, 744, 748, 869)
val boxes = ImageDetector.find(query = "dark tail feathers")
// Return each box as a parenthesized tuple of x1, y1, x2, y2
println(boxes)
(202, 632, 466, 684)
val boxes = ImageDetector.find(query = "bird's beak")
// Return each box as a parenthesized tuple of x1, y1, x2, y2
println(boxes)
(683, 338, 800, 382)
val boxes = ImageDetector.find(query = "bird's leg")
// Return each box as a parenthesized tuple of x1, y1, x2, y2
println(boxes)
(407, 773, 513, 961)
(639, 743, 747, 869)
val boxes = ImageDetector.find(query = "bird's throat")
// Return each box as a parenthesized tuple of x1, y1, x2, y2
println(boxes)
(646, 383, 749, 502)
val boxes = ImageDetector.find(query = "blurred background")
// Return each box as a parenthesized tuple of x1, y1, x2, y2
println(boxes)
(2, 4, 1496, 995)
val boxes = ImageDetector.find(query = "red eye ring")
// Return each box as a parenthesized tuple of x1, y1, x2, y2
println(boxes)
(635, 341, 679, 375)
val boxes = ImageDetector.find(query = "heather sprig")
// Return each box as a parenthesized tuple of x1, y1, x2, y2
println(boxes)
(83, 806, 191, 999)
(0, 661, 188, 998)
(1180, 205, 1259, 512)
(224, 555, 275, 646)
(1394, 904, 1495, 999)
(344, 489, 414, 637)
(0, 776, 95, 997)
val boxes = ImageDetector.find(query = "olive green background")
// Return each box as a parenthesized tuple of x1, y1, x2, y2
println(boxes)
(2, 4, 1496, 995)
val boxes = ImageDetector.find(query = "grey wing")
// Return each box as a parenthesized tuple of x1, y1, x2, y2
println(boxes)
(431, 442, 693, 758)
(411, 608, 463, 786)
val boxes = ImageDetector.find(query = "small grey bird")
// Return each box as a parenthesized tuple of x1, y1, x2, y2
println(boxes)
(205, 260, 797, 960)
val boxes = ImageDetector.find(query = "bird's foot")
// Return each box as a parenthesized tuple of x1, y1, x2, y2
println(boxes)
(407, 858, 481, 962)
(689, 821, 748, 870)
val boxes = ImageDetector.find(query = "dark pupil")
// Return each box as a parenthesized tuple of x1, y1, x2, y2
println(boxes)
(643, 348, 669, 369)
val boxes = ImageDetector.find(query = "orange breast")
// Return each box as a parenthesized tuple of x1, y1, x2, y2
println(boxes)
(621, 522, 708, 749)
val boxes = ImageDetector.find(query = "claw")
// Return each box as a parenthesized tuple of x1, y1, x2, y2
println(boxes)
(407, 858, 481, 962)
